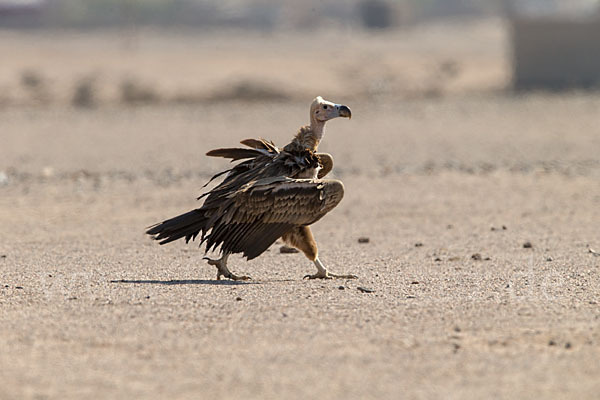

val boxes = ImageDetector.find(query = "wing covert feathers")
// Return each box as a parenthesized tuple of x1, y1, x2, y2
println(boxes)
(206, 138, 279, 160)
(147, 137, 343, 260)
(206, 178, 343, 260)
(239, 138, 278, 152)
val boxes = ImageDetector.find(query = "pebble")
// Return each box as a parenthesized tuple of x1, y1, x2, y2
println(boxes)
(523, 242, 533, 249)
(358, 237, 370, 244)
(546, 256, 553, 262)
(357, 287, 374, 293)
(235, 297, 242, 301)
(338, 286, 345, 290)
(279, 246, 299, 254)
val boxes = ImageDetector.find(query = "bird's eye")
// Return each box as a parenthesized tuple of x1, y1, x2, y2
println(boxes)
(323, 105, 328, 110)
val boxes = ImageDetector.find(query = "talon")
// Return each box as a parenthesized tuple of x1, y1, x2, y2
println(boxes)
(303, 272, 332, 280)
(230, 274, 251, 281)
(306, 258, 356, 280)
(205, 254, 250, 281)
(329, 273, 358, 279)
(304, 274, 328, 280)
(203, 256, 218, 266)
(304, 273, 355, 280)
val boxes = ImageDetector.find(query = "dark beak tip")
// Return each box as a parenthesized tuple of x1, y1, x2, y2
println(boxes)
(339, 105, 352, 118)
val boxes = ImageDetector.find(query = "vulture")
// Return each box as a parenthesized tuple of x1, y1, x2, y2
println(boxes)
(146, 96, 356, 280)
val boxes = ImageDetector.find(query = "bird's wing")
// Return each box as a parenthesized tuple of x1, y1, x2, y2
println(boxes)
(231, 178, 344, 225)
(205, 138, 279, 161)
(148, 138, 332, 259)
(203, 178, 344, 260)
(316, 153, 333, 179)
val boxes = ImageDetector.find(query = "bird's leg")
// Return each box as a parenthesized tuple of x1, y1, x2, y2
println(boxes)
(282, 226, 357, 280)
(203, 253, 251, 281)
(304, 257, 358, 280)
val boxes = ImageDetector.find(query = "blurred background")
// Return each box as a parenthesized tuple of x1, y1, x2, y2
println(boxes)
(2, 0, 600, 182)
(2, 0, 600, 109)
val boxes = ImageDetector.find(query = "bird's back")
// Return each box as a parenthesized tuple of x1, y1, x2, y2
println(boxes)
(147, 137, 330, 259)
(200, 140, 320, 209)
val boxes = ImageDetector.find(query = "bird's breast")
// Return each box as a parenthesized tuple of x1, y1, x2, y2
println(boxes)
(296, 166, 321, 179)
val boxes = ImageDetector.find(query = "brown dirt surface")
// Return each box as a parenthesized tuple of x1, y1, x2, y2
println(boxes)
(1, 25, 600, 400)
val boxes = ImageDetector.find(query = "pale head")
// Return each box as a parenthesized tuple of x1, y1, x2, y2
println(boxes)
(310, 96, 352, 126)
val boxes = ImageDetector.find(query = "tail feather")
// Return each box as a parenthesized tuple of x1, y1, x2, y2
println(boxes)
(205, 147, 263, 161)
(146, 209, 208, 245)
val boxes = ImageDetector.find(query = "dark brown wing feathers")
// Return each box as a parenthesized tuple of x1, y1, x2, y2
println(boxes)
(146, 138, 343, 260)
(205, 147, 264, 161)
(206, 138, 279, 161)
(239, 138, 278, 152)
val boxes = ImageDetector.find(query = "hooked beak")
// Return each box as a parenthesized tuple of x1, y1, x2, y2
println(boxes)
(337, 105, 352, 119)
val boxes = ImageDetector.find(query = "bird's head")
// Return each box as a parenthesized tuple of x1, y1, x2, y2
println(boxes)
(310, 96, 352, 124)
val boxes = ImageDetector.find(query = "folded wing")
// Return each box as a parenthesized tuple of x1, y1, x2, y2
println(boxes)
(204, 178, 344, 260)
(147, 138, 343, 260)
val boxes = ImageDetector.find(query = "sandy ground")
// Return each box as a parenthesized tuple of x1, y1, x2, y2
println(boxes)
(2, 95, 600, 399)
(1, 23, 600, 399)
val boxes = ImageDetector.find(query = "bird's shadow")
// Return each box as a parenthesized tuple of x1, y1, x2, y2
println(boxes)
(110, 279, 256, 286)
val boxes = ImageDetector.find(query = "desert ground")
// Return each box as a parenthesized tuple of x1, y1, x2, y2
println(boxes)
(1, 20, 600, 399)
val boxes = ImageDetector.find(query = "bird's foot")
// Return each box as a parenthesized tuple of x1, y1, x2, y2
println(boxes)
(303, 258, 357, 280)
(303, 271, 358, 280)
(203, 256, 251, 281)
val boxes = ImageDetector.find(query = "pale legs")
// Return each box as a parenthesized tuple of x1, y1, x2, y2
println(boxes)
(203, 253, 251, 281)
(304, 257, 358, 280)
(282, 226, 357, 280)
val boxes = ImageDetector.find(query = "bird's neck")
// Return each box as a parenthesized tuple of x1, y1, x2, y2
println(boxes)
(310, 119, 325, 143)
(290, 125, 321, 152)
(291, 118, 325, 152)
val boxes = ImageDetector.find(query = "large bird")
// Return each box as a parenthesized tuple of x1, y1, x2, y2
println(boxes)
(146, 96, 356, 280)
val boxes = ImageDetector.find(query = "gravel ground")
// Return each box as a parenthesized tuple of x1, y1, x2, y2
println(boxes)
(1, 95, 600, 399)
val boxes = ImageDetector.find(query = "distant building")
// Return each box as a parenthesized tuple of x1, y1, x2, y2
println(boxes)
(506, 0, 600, 90)
(0, 0, 46, 28)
